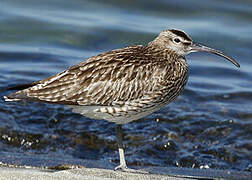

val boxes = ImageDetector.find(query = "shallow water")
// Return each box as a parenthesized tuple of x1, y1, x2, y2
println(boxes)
(0, 0, 252, 172)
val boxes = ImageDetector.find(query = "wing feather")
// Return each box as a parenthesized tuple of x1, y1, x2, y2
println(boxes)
(5, 45, 173, 106)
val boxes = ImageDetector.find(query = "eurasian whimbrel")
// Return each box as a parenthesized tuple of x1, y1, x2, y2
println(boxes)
(4, 29, 240, 171)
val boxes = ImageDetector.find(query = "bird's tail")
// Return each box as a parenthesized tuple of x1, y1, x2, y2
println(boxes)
(3, 82, 38, 102)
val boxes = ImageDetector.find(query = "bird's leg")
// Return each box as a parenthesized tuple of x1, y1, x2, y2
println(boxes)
(114, 124, 128, 171)
(114, 124, 148, 174)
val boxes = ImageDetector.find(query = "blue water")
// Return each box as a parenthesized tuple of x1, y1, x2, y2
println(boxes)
(0, 0, 252, 171)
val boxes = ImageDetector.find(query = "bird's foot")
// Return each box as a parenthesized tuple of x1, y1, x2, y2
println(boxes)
(114, 164, 148, 174)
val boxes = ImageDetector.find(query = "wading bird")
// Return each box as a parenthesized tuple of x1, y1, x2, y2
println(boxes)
(4, 29, 240, 172)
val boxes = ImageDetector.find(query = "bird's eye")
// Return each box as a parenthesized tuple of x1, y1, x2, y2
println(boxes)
(173, 38, 181, 44)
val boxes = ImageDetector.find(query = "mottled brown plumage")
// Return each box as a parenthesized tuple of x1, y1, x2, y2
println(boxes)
(4, 29, 239, 171)
(5, 38, 188, 124)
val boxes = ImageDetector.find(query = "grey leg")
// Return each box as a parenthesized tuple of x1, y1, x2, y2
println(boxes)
(114, 125, 148, 173)
(114, 124, 127, 170)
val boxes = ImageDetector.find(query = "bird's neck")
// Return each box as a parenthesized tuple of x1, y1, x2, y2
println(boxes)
(147, 41, 182, 63)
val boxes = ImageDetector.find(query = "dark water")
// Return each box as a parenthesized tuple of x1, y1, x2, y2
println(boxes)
(0, 0, 252, 172)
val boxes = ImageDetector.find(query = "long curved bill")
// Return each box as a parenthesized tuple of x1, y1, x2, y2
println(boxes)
(190, 43, 240, 68)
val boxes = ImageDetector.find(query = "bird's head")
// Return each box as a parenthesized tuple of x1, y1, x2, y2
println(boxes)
(150, 29, 240, 68)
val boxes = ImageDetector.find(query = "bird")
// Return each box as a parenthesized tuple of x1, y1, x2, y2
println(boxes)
(4, 29, 240, 172)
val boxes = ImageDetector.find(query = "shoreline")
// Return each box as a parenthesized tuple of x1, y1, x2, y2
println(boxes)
(0, 162, 251, 180)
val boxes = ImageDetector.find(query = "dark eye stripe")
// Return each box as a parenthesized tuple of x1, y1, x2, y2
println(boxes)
(183, 42, 192, 46)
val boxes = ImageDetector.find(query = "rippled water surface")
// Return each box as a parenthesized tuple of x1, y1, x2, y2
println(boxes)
(0, 0, 252, 172)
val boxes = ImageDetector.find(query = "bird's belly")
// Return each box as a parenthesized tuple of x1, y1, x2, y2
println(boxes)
(68, 102, 168, 124)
